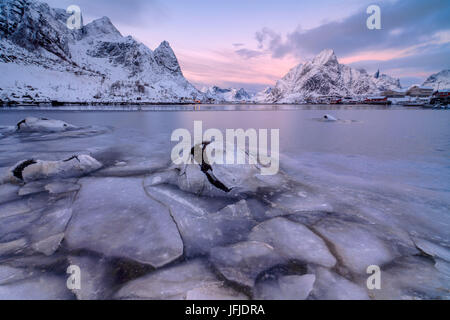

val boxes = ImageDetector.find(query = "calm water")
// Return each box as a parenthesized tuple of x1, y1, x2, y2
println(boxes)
(1, 105, 449, 190)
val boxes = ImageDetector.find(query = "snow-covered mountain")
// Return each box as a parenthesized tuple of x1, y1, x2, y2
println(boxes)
(0, 0, 203, 104)
(422, 69, 450, 90)
(201, 86, 253, 103)
(256, 49, 402, 103)
(372, 69, 402, 92)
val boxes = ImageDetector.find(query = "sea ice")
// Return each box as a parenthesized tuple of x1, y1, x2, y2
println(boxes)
(309, 267, 370, 300)
(1, 252, 67, 269)
(145, 184, 257, 257)
(248, 217, 336, 267)
(362, 256, 449, 300)
(114, 259, 236, 300)
(68, 255, 115, 300)
(0, 194, 75, 257)
(0, 265, 34, 285)
(44, 180, 81, 194)
(64, 177, 183, 267)
(0, 183, 20, 203)
(94, 158, 168, 177)
(18, 181, 47, 196)
(0, 270, 74, 300)
(185, 282, 248, 300)
(254, 274, 316, 300)
(210, 241, 286, 288)
(413, 237, 450, 262)
(313, 218, 401, 274)
(264, 189, 333, 214)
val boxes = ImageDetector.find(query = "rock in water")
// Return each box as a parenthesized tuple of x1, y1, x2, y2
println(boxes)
(254, 274, 316, 300)
(114, 259, 243, 300)
(64, 177, 183, 267)
(16, 117, 76, 133)
(248, 217, 336, 268)
(323, 114, 338, 121)
(210, 241, 286, 288)
(177, 141, 260, 196)
(3, 155, 102, 183)
(168, 140, 285, 197)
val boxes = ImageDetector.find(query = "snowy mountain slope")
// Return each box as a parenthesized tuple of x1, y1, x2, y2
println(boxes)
(256, 49, 402, 103)
(422, 69, 450, 90)
(373, 69, 402, 92)
(201, 86, 253, 103)
(0, 0, 203, 104)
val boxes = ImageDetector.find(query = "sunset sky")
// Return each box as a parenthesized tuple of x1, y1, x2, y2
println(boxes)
(45, 0, 450, 92)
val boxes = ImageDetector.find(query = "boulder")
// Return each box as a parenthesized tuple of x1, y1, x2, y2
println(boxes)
(3, 154, 102, 184)
(16, 117, 76, 133)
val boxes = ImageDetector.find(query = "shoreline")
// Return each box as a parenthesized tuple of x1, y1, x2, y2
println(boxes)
(0, 104, 413, 112)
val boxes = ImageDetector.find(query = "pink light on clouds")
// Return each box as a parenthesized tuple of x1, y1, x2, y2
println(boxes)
(340, 31, 450, 65)
(176, 48, 299, 88)
(339, 49, 408, 65)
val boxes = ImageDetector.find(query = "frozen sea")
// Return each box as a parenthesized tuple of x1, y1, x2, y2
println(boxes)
(0, 104, 449, 300)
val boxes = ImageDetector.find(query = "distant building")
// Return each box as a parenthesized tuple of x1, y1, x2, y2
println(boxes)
(430, 89, 450, 104)
(406, 85, 433, 97)
(382, 89, 406, 98)
(364, 96, 392, 105)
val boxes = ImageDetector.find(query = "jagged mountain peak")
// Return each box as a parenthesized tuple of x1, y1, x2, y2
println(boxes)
(83, 16, 122, 39)
(256, 49, 402, 103)
(0, 0, 203, 103)
(312, 49, 338, 66)
(154, 40, 181, 73)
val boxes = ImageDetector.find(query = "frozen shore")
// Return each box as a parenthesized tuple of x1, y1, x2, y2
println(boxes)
(0, 115, 449, 300)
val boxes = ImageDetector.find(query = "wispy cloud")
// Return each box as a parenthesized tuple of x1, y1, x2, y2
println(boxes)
(234, 48, 265, 59)
(254, 0, 450, 58)
(232, 0, 450, 86)
(177, 48, 298, 91)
